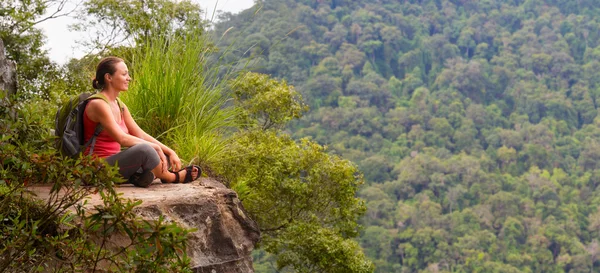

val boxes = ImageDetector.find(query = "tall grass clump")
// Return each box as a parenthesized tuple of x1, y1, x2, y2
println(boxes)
(121, 33, 239, 167)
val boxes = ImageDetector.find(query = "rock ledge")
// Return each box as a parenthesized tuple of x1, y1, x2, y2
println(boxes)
(29, 178, 260, 273)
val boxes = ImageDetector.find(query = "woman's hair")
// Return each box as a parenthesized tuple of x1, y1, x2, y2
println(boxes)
(92, 56, 124, 90)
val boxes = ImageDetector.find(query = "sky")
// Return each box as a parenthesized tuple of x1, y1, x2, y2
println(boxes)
(38, 0, 255, 65)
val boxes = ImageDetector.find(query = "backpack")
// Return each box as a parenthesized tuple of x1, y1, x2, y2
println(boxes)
(54, 93, 124, 158)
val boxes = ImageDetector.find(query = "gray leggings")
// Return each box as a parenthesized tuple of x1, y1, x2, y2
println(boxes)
(104, 143, 161, 180)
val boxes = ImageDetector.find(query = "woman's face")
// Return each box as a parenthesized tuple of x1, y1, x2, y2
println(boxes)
(106, 61, 131, 91)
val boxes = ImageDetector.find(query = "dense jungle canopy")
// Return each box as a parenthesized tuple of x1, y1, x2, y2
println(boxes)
(214, 0, 600, 272)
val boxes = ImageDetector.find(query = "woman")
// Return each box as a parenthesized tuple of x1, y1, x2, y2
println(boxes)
(83, 56, 200, 187)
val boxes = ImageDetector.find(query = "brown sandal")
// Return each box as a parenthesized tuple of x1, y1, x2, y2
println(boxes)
(160, 165, 202, 184)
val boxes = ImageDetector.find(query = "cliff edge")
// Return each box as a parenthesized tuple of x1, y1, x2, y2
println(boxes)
(29, 178, 261, 273)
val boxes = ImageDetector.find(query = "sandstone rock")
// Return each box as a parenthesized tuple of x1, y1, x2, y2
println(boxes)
(29, 178, 260, 273)
(0, 39, 17, 97)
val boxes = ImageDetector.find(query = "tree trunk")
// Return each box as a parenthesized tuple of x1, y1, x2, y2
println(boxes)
(0, 39, 18, 98)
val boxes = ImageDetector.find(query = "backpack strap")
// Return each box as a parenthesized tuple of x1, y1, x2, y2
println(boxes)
(89, 93, 125, 112)
(83, 93, 126, 154)
(116, 97, 126, 113)
(82, 125, 104, 155)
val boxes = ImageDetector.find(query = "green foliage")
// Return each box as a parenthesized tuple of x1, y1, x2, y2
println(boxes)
(0, 0, 60, 97)
(76, 0, 204, 52)
(215, 72, 372, 271)
(266, 222, 374, 273)
(220, 130, 365, 233)
(217, 129, 372, 272)
(232, 72, 309, 130)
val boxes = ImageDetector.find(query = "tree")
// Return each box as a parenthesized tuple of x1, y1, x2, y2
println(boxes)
(232, 72, 309, 130)
(360, 225, 392, 260)
(457, 27, 476, 57)
(586, 240, 599, 273)
(302, 74, 342, 108)
(360, 155, 394, 183)
(0, 0, 72, 96)
(220, 73, 373, 272)
(301, 40, 331, 66)
(497, 146, 517, 170)
(336, 43, 366, 72)
(500, 217, 526, 247)
(485, 192, 521, 228)
(268, 222, 374, 273)
(434, 59, 490, 103)
(76, 0, 204, 53)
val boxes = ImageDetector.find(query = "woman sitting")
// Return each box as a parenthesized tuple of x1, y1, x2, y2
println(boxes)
(83, 56, 200, 187)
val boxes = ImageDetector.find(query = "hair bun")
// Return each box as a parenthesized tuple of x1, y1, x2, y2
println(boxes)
(92, 78, 100, 89)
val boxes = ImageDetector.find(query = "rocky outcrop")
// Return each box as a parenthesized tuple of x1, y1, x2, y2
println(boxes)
(0, 39, 17, 97)
(29, 178, 260, 272)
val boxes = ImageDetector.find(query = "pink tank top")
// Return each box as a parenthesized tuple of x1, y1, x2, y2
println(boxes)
(83, 103, 129, 158)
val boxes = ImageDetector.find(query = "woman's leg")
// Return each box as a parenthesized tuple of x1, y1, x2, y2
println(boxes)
(151, 157, 200, 184)
(105, 143, 160, 187)
(105, 142, 200, 184)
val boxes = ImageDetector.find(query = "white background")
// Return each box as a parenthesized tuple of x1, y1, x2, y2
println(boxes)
(38, 0, 255, 64)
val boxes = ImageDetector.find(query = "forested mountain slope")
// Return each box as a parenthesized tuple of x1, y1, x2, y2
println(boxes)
(216, 0, 600, 271)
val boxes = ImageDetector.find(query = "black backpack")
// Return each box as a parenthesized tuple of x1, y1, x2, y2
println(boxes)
(54, 93, 123, 157)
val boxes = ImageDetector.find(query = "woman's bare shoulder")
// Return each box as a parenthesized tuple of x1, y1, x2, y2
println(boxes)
(87, 98, 110, 109)
(85, 99, 111, 120)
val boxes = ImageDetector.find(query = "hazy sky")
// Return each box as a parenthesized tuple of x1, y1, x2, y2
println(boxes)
(38, 0, 255, 64)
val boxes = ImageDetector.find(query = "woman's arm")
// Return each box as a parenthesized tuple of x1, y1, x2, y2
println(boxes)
(86, 99, 170, 172)
(122, 105, 182, 171)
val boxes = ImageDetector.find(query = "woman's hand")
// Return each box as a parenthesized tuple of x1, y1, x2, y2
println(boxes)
(166, 151, 182, 171)
(151, 144, 168, 173)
